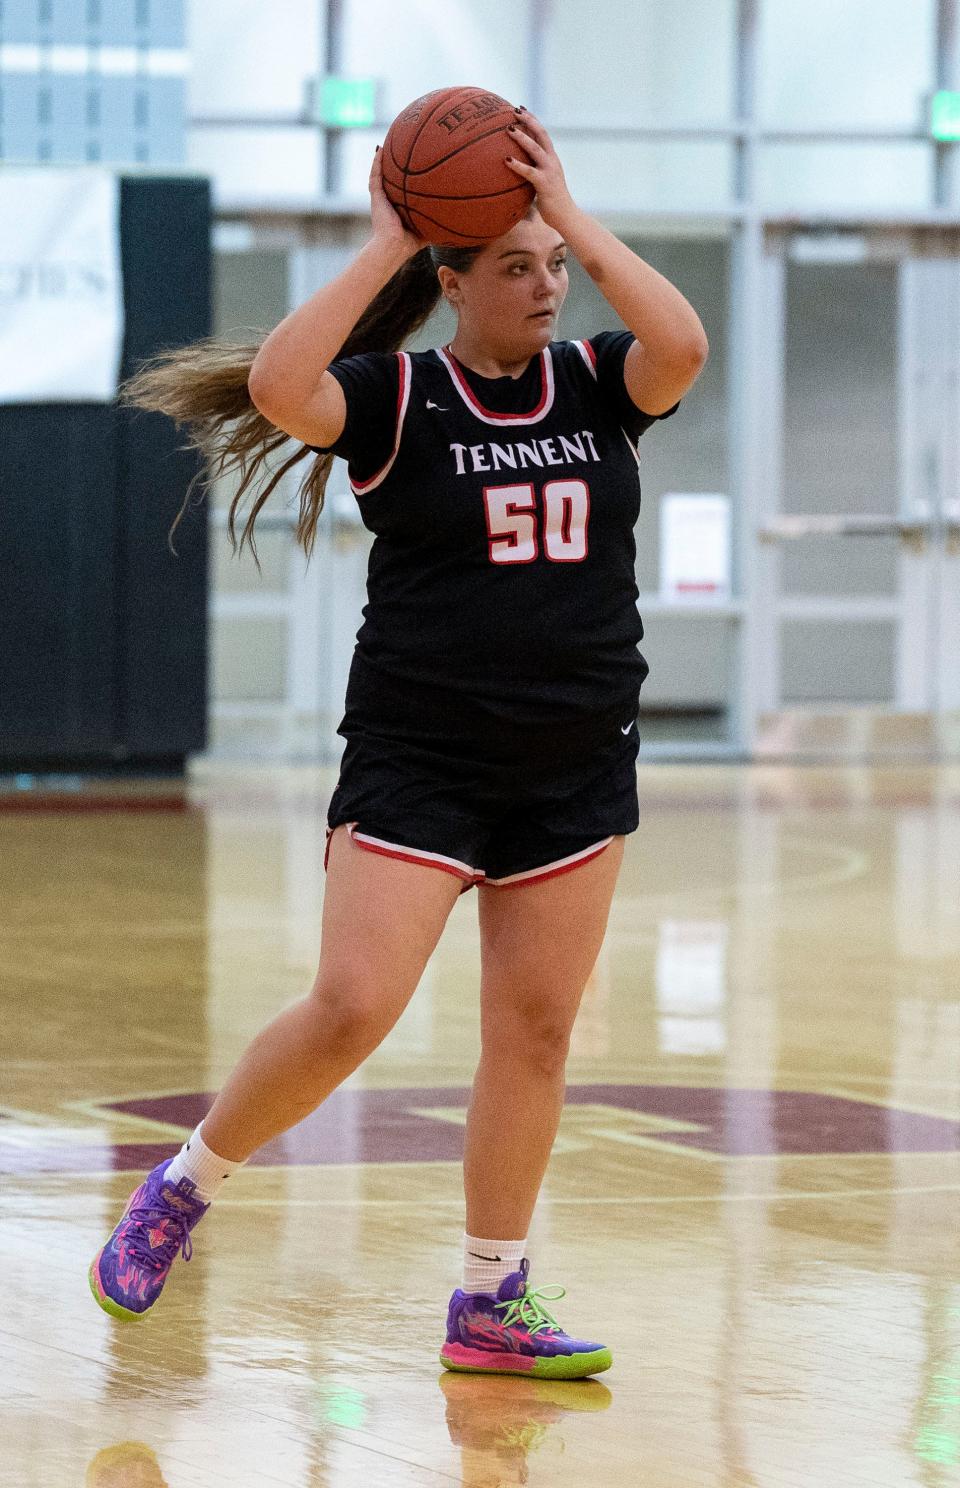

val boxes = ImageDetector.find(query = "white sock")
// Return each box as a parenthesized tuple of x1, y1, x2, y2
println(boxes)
(164, 1122, 245, 1203)
(462, 1233, 527, 1294)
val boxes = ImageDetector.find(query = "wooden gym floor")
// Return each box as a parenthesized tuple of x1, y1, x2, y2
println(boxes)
(1, 761, 958, 1487)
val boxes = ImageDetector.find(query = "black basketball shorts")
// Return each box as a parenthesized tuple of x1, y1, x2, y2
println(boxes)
(323, 719, 641, 895)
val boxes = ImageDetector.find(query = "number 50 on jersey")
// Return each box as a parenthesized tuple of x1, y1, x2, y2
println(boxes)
(484, 479, 590, 565)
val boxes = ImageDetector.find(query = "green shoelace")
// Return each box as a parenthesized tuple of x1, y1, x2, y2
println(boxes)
(493, 1283, 567, 1336)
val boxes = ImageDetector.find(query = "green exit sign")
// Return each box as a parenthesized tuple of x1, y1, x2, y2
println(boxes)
(931, 90, 960, 141)
(317, 77, 378, 128)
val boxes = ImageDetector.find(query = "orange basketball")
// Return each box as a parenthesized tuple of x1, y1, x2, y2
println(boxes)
(381, 86, 536, 246)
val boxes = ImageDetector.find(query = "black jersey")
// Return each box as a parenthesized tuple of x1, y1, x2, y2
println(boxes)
(312, 331, 681, 759)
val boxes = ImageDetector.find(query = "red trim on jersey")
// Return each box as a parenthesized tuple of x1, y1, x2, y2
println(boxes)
(349, 352, 411, 496)
(571, 339, 595, 374)
(572, 339, 643, 467)
(436, 345, 555, 425)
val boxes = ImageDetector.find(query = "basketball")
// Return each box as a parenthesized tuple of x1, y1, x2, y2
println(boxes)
(381, 85, 537, 246)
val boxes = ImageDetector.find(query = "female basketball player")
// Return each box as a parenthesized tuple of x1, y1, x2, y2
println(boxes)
(89, 111, 708, 1379)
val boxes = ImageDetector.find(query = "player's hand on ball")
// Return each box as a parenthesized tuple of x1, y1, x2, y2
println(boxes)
(505, 111, 577, 229)
(369, 146, 425, 258)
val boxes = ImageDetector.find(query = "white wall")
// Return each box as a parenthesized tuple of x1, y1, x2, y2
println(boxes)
(757, 0, 936, 129)
(336, 0, 530, 200)
(340, 0, 528, 122)
(543, 0, 738, 128)
(187, 0, 323, 202)
(186, 0, 943, 214)
(755, 0, 937, 213)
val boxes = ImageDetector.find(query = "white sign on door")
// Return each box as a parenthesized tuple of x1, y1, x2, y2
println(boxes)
(659, 493, 731, 603)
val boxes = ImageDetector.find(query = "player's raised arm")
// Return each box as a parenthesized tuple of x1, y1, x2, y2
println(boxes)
(247, 151, 425, 448)
(505, 111, 709, 415)
(118, 149, 438, 569)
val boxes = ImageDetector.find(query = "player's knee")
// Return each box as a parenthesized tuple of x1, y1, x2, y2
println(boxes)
(306, 971, 395, 1055)
(489, 992, 573, 1073)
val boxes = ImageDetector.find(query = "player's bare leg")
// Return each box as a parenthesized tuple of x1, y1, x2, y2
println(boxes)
(465, 835, 625, 1239)
(90, 825, 462, 1319)
(439, 836, 624, 1378)
(200, 824, 464, 1159)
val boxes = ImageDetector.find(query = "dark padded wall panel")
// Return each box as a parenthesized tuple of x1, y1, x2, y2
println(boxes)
(0, 403, 117, 756)
(0, 176, 210, 768)
(117, 178, 210, 760)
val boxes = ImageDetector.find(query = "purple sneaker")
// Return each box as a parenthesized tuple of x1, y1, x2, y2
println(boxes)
(440, 1258, 612, 1380)
(88, 1159, 209, 1321)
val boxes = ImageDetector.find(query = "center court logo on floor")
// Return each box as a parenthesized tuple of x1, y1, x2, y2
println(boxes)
(6, 1086, 956, 1175)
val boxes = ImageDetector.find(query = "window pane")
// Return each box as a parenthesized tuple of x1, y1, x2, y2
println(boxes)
(188, 0, 321, 116)
(781, 620, 896, 704)
(558, 139, 734, 214)
(544, 0, 737, 127)
(758, 142, 934, 213)
(189, 125, 320, 203)
(212, 529, 289, 595)
(758, 0, 937, 129)
(341, 0, 528, 125)
(212, 617, 287, 702)
(213, 249, 288, 345)
(782, 262, 900, 598)
(640, 616, 734, 712)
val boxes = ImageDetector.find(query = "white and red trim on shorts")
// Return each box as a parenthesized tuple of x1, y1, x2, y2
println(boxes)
(481, 836, 614, 887)
(348, 351, 412, 496)
(324, 821, 613, 888)
(435, 345, 555, 426)
(325, 821, 482, 883)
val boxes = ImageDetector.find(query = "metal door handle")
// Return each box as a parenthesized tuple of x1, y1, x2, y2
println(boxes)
(758, 516, 929, 552)
(209, 499, 367, 543)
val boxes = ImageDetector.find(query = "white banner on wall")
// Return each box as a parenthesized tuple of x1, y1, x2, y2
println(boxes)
(659, 493, 732, 603)
(0, 168, 123, 403)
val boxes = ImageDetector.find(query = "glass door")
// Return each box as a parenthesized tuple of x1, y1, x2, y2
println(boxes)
(750, 226, 960, 760)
